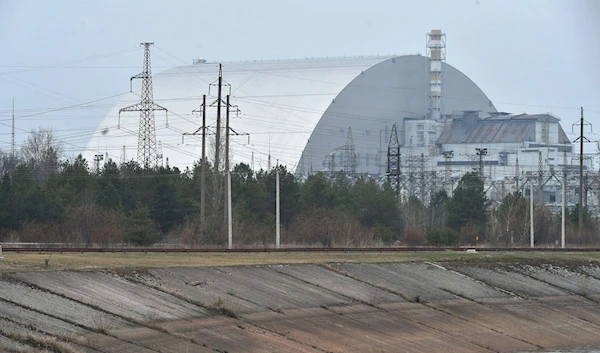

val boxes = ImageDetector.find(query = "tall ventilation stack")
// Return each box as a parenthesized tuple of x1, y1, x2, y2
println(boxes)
(427, 30, 446, 121)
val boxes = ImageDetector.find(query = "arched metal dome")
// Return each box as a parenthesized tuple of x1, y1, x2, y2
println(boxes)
(83, 55, 495, 174)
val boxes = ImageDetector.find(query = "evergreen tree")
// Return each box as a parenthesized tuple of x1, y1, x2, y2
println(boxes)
(300, 173, 334, 210)
(446, 172, 488, 231)
(124, 207, 160, 246)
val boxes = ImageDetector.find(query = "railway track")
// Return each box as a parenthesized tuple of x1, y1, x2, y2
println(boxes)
(1, 246, 599, 254)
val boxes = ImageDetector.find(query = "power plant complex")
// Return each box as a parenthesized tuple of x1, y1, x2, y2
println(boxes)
(85, 31, 590, 206)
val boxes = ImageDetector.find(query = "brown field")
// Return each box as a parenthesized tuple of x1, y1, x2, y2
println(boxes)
(1, 250, 599, 273)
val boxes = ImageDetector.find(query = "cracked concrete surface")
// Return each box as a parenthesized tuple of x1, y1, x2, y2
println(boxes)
(1, 261, 600, 352)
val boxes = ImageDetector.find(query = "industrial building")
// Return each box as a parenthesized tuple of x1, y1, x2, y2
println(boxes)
(84, 30, 586, 205)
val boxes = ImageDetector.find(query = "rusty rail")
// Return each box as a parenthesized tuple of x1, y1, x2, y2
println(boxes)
(1, 247, 599, 254)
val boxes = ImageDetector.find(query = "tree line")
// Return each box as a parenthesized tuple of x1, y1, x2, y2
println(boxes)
(0, 128, 597, 247)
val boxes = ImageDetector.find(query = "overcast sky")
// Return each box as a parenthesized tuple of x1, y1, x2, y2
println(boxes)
(0, 0, 599, 156)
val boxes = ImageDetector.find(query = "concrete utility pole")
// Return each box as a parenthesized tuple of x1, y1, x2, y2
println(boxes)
(227, 167, 233, 249)
(530, 179, 534, 248)
(201, 95, 207, 228)
(215, 64, 223, 173)
(579, 107, 584, 238)
(226, 95, 232, 249)
(276, 164, 281, 248)
(562, 151, 567, 248)
(476, 148, 488, 179)
(184, 95, 209, 230)
(11, 98, 15, 158)
(572, 107, 591, 241)
(225, 95, 230, 222)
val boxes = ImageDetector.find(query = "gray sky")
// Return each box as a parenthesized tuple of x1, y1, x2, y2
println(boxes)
(0, 0, 599, 157)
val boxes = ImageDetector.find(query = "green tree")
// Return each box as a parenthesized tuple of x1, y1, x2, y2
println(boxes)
(124, 207, 160, 246)
(151, 167, 186, 234)
(348, 178, 402, 244)
(0, 174, 23, 231)
(300, 173, 334, 210)
(98, 181, 122, 210)
(23, 186, 64, 223)
(567, 203, 596, 231)
(446, 172, 488, 232)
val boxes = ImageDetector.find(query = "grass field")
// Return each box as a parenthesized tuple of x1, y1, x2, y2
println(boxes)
(0, 251, 599, 273)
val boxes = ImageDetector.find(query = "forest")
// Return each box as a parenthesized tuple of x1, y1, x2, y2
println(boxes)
(0, 128, 598, 247)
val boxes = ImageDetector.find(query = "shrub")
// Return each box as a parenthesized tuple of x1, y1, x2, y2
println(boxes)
(124, 207, 161, 246)
(426, 227, 459, 246)
(459, 223, 480, 246)
(402, 226, 425, 246)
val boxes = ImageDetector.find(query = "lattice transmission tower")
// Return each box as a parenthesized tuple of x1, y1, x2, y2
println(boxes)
(386, 123, 401, 199)
(343, 127, 357, 175)
(119, 42, 168, 169)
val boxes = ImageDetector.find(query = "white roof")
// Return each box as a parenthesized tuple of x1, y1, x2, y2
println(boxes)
(84, 55, 394, 170)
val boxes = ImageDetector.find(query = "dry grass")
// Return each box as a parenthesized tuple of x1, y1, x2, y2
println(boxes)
(0, 328, 82, 353)
(0, 251, 598, 273)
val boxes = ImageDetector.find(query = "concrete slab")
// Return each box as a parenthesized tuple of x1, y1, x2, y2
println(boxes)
(164, 316, 321, 353)
(84, 332, 160, 353)
(0, 319, 98, 353)
(515, 264, 600, 297)
(113, 326, 214, 353)
(0, 299, 87, 336)
(210, 266, 351, 311)
(273, 264, 404, 304)
(379, 301, 537, 352)
(0, 278, 132, 332)
(449, 265, 570, 297)
(11, 271, 208, 322)
(434, 298, 600, 349)
(246, 306, 487, 353)
(332, 262, 508, 302)
(136, 267, 265, 314)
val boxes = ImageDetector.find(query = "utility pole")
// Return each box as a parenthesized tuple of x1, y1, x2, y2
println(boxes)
(94, 154, 104, 175)
(442, 150, 454, 196)
(118, 42, 168, 169)
(530, 179, 534, 248)
(215, 64, 223, 173)
(201, 95, 207, 228)
(419, 153, 426, 203)
(562, 150, 567, 248)
(225, 95, 232, 248)
(515, 154, 520, 193)
(476, 148, 488, 179)
(579, 108, 584, 237)
(185, 95, 209, 228)
(573, 107, 591, 241)
(11, 98, 15, 158)
(120, 145, 127, 165)
(538, 150, 544, 205)
(276, 164, 280, 248)
(227, 162, 232, 249)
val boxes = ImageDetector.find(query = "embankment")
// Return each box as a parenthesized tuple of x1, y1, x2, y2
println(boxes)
(1, 257, 600, 352)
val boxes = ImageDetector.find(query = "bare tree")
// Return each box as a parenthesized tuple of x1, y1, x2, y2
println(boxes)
(21, 128, 63, 184)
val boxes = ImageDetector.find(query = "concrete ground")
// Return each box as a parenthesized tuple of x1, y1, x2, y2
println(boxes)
(1, 259, 599, 352)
